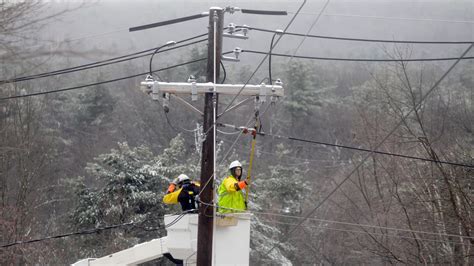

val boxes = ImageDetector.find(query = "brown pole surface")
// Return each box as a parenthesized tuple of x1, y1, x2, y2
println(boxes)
(197, 7, 223, 266)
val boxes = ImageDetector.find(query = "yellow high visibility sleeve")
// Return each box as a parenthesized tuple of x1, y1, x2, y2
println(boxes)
(163, 188, 183, 204)
(223, 176, 238, 192)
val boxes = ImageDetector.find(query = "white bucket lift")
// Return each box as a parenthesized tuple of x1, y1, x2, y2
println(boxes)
(72, 212, 252, 265)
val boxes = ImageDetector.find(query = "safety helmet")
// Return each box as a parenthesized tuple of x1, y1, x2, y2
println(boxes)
(228, 160, 242, 170)
(177, 174, 190, 183)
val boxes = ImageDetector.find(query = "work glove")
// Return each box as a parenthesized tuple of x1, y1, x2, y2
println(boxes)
(237, 180, 248, 190)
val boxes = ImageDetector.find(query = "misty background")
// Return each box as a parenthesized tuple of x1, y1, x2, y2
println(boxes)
(1, 0, 473, 265)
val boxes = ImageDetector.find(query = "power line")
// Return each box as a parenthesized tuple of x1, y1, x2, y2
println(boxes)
(263, 43, 474, 257)
(0, 33, 208, 84)
(219, 0, 309, 118)
(241, 9, 287, 16)
(254, 211, 474, 240)
(244, 49, 474, 62)
(218, 136, 348, 165)
(196, 202, 473, 243)
(129, 13, 209, 32)
(164, 111, 198, 133)
(1, 211, 193, 248)
(255, 132, 474, 169)
(291, 11, 474, 25)
(241, 26, 474, 44)
(1, 221, 135, 248)
(289, 0, 331, 62)
(0, 57, 209, 101)
(258, 219, 471, 246)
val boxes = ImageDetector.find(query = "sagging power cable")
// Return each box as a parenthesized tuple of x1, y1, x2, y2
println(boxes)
(258, 219, 471, 246)
(244, 49, 474, 62)
(196, 200, 474, 243)
(0, 57, 209, 101)
(0, 33, 208, 84)
(240, 25, 474, 44)
(289, 0, 331, 62)
(288, 11, 474, 25)
(1, 210, 195, 248)
(254, 211, 474, 240)
(219, 0, 309, 118)
(263, 43, 474, 257)
(253, 132, 474, 169)
(1, 221, 135, 248)
(217, 122, 474, 168)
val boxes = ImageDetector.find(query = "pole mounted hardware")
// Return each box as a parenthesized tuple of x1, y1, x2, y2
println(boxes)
(223, 23, 249, 40)
(140, 81, 284, 98)
(222, 47, 243, 62)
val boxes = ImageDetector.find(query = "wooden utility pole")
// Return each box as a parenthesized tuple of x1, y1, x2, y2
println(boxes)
(137, 7, 282, 264)
(197, 7, 223, 266)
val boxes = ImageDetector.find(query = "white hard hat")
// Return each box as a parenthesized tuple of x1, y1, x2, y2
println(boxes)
(177, 174, 190, 183)
(229, 160, 242, 170)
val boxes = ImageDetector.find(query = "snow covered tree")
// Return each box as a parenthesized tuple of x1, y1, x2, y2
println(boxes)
(249, 143, 311, 264)
(69, 134, 200, 258)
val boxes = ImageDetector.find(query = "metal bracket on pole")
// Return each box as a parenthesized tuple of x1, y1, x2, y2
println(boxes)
(188, 75, 198, 101)
(222, 47, 242, 62)
(152, 81, 160, 101)
(259, 83, 267, 103)
(254, 96, 261, 115)
(223, 23, 249, 40)
(141, 81, 284, 97)
(162, 93, 170, 112)
(224, 6, 241, 14)
(271, 79, 283, 103)
(191, 82, 198, 101)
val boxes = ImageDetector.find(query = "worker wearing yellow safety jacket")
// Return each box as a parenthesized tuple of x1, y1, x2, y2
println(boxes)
(163, 174, 200, 212)
(218, 160, 249, 213)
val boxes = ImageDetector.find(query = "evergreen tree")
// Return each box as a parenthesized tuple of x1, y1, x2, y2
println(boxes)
(250, 143, 310, 264)
(69, 134, 199, 258)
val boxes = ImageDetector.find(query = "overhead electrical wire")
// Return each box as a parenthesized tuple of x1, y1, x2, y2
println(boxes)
(263, 43, 474, 257)
(258, 219, 471, 246)
(289, 0, 331, 61)
(268, 33, 278, 85)
(129, 13, 209, 32)
(244, 49, 474, 62)
(254, 132, 474, 169)
(217, 136, 348, 165)
(239, 25, 474, 44)
(195, 201, 473, 243)
(164, 111, 197, 133)
(0, 33, 208, 84)
(240, 9, 288, 16)
(1, 221, 135, 248)
(198, 102, 272, 198)
(1, 210, 195, 248)
(0, 56, 210, 101)
(290, 11, 474, 25)
(254, 211, 474, 240)
(218, 0, 309, 118)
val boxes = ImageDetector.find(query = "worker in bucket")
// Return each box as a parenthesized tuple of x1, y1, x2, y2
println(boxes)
(218, 160, 249, 213)
(163, 174, 200, 212)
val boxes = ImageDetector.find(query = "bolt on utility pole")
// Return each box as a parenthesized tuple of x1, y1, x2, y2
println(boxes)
(197, 7, 223, 266)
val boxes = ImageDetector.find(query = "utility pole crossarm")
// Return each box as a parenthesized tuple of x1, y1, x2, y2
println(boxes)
(141, 81, 284, 97)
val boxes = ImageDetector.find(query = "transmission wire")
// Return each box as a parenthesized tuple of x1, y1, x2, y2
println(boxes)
(263, 43, 474, 257)
(219, 0, 309, 118)
(0, 57, 208, 101)
(0, 33, 208, 84)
